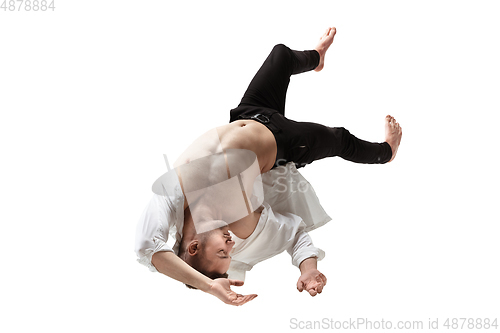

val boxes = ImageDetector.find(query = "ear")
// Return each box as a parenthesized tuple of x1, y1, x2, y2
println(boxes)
(187, 240, 199, 256)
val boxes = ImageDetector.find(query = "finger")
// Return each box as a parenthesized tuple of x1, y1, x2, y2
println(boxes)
(311, 280, 320, 293)
(225, 294, 242, 306)
(231, 295, 247, 306)
(229, 279, 244, 286)
(308, 288, 318, 296)
(236, 296, 251, 305)
(247, 294, 258, 303)
(237, 293, 258, 301)
(317, 283, 324, 294)
(320, 273, 327, 285)
(235, 294, 257, 306)
(297, 280, 304, 292)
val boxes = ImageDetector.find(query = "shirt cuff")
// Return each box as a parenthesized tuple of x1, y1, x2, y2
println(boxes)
(136, 239, 173, 272)
(292, 246, 325, 268)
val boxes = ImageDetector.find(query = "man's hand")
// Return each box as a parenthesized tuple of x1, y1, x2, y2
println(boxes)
(207, 278, 258, 306)
(297, 269, 327, 296)
(297, 257, 327, 296)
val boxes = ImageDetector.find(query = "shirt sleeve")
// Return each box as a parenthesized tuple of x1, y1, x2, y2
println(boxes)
(135, 194, 178, 272)
(286, 223, 325, 268)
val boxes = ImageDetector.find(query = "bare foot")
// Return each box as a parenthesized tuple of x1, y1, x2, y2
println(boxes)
(385, 115, 402, 162)
(314, 27, 336, 72)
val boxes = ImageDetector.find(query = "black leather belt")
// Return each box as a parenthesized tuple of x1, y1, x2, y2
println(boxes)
(239, 113, 270, 124)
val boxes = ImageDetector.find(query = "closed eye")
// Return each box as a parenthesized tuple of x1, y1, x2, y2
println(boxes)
(218, 249, 229, 259)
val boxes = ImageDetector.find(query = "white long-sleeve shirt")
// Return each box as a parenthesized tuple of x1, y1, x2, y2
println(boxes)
(135, 162, 331, 281)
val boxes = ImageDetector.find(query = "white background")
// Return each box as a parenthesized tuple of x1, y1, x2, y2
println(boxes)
(1, 1, 499, 332)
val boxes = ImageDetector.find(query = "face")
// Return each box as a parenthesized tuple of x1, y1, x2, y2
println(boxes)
(197, 225, 235, 275)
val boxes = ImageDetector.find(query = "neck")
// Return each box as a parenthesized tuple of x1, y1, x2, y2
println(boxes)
(228, 208, 262, 240)
(182, 204, 262, 244)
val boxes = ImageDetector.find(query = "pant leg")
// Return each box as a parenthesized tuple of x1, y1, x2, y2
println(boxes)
(273, 116, 393, 167)
(306, 125, 392, 165)
(238, 44, 320, 115)
(230, 44, 391, 168)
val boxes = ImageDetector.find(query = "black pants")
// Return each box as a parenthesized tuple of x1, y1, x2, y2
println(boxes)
(229, 44, 392, 169)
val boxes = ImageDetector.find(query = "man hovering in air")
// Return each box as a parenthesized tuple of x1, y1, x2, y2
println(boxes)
(135, 27, 402, 306)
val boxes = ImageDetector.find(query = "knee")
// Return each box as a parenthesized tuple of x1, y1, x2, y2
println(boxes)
(330, 127, 351, 154)
(331, 127, 350, 140)
(271, 43, 292, 60)
(273, 43, 289, 51)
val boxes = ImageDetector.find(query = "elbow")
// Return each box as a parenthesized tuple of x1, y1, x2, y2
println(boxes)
(135, 239, 152, 258)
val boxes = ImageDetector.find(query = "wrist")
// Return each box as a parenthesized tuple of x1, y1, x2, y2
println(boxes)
(197, 276, 214, 293)
(299, 257, 318, 274)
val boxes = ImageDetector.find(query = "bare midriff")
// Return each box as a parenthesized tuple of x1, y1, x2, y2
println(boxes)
(217, 120, 277, 172)
(174, 120, 277, 212)
(174, 119, 277, 173)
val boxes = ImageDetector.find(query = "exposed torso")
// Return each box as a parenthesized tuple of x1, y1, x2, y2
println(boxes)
(176, 120, 277, 238)
(174, 120, 277, 173)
